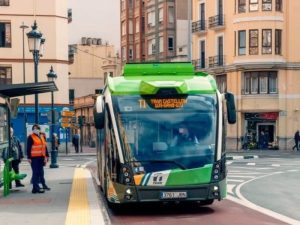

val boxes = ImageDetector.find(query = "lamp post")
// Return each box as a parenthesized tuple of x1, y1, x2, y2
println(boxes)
(27, 20, 45, 124)
(47, 66, 59, 168)
(20, 22, 29, 149)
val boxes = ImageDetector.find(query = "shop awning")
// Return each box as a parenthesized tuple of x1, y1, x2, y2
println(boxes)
(0, 82, 58, 98)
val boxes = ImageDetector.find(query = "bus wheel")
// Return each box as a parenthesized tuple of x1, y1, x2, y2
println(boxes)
(200, 199, 214, 206)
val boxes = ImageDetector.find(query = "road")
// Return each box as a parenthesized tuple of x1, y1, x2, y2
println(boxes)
(88, 153, 300, 225)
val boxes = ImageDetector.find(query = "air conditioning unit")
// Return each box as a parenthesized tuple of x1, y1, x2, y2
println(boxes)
(81, 37, 87, 45)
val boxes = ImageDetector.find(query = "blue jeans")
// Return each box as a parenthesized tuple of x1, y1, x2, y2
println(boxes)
(31, 157, 46, 190)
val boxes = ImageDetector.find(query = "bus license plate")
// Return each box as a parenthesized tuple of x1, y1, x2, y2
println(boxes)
(160, 191, 187, 199)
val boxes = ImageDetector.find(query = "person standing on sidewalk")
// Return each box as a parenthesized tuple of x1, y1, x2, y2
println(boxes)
(27, 124, 50, 194)
(292, 130, 300, 151)
(72, 131, 80, 153)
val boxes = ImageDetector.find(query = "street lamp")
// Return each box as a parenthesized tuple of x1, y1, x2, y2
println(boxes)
(27, 20, 44, 124)
(47, 66, 59, 168)
(20, 22, 29, 148)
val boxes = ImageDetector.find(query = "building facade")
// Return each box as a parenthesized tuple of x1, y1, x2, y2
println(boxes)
(121, 0, 190, 63)
(68, 38, 121, 102)
(0, 0, 70, 142)
(192, 0, 300, 151)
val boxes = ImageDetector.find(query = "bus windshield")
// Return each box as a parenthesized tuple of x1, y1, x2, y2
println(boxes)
(113, 94, 217, 173)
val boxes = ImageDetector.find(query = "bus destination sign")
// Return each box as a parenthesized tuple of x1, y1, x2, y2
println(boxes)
(139, 98, 187, 109)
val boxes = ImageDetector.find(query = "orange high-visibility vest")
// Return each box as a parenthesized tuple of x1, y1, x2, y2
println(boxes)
(31, 134, 46, 157)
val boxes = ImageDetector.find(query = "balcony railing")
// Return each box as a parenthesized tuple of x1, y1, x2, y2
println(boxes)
(208, 14, 225, 28)
(192, 20, 207, 33)
(192, 59, 206, 70)
(208, 55, 225, 68)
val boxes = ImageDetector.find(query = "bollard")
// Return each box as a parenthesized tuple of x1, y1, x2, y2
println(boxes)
(3, 158, 27, 197)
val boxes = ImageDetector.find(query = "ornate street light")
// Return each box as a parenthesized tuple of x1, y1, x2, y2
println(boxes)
(47, 66, 59, 168)
(27, 20, 45, 124)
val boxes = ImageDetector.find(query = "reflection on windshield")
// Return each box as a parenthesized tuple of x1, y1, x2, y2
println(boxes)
(113, 94, 217, 173)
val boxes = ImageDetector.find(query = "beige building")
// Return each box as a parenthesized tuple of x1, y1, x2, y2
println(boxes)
(121, 0, 190, 63)
(0, 0, 70, 140)
(192, 0, 300, 150)
(68, 39, 121, 102)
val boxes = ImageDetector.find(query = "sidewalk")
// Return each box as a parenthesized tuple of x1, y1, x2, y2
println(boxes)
(0, 147, 106, 225)
(226, 149, 300, 160)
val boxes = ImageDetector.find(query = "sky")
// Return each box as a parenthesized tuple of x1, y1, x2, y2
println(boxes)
(68, 0, 120, 50)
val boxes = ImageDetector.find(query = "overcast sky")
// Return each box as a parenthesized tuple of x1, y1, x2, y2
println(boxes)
(68, 0, 120, 50)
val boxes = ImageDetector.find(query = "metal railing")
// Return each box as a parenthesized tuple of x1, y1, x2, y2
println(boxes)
(208, 55, 225, 67)
(192, 20, 207, 33)
(208, 14, 225, 28)
(192, 59, 206, 70)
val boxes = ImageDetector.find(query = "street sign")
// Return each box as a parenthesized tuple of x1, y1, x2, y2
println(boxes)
(61, 111, 75, 117)
(61, 123, 71, 128)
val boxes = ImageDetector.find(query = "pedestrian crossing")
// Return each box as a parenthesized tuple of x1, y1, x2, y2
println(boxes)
(226, 157, 300, 197)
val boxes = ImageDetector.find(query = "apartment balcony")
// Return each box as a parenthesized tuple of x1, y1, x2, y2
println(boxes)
(192, 20, 207, 35)
(208, 55, 225, 68)
(208, 14, 225, 29)
(192, 58, 206, 70)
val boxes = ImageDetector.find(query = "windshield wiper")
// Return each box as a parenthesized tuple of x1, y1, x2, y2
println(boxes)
(129, 160, 186, 170)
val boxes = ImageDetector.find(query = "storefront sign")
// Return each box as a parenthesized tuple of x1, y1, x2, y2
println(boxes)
(245, 112, 279, 120)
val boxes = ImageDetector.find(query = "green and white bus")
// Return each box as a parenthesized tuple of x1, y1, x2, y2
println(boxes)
(94, 63, 236, 207)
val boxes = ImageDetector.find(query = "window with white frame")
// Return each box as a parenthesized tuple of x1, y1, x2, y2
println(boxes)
(148, 39, 156, 55)
(159, 36, 164, 53)
(243, 71, 278, 94)
(135, 18, 140, 33)
(159, 8, 163, 23)
(168, 6, 175, 24)
(262, 0, 272, 11)
(121, 21, 126, 36)
(249, 0, 259, 11)
(262, 29, 272, 54)
(147, 11, 155, 27)
(129, 20, 133, 34)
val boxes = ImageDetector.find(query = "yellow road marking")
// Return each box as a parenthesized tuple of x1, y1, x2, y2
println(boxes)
(65, 168, 91, 225)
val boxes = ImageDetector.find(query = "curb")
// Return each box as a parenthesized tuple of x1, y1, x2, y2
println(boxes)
(226, 155, 259, 160)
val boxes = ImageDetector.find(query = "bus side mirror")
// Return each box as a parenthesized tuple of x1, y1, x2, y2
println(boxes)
(94, 95, 104, 129)
(225, 92, 236, 124)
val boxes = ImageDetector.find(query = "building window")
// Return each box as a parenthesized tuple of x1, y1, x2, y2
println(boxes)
(121, 21, 126, 36)
(69, 89, 75, 105)
(159, 8, 163, 23)
(243, 71, 278, 94)
(121, 0, 125, 11)
(275, 29, 282, 55)
(135, 43, 140, 59)
(238, 30, 246, 55)
(121, 46, 126, 61)
(128, 0, 133, 8)
(216, 75, 227, 93)
(159, 36, 164, 53)
(262, 0, 272, 11)
(249, 0, 259, 11)
(0, 22, 11, 48)
(135, 17, 140, 33)
(0, 67, 12, 84)
(129, 47, 133, 59)
(262, 29, 272, 54)
(275, 0, 282, 11)
(168, 6, 175, 24)
(249, 29, 259, 55)
(0, 0, 9, 6)
(168, 37, 174, 51)
(148, 39, 156, 55)
(95, 89, 102, 94)
(238, 0, 246, 13)
(129, 20, 133, 34)
(147, 11, 155, 27)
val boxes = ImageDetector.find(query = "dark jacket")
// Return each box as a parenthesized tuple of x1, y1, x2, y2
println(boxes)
(11, 136, 24, 161)
(294, 131, 300, 141)
(27, 134, 49, 159)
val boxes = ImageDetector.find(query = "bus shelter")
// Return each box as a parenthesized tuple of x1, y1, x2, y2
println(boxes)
(0, 81, 57, 195)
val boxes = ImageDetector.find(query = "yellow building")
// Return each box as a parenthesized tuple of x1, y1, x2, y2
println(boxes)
(0, 0, 70, 141)
(68, 39, 121, 101)
(192, 0, 300, 150)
